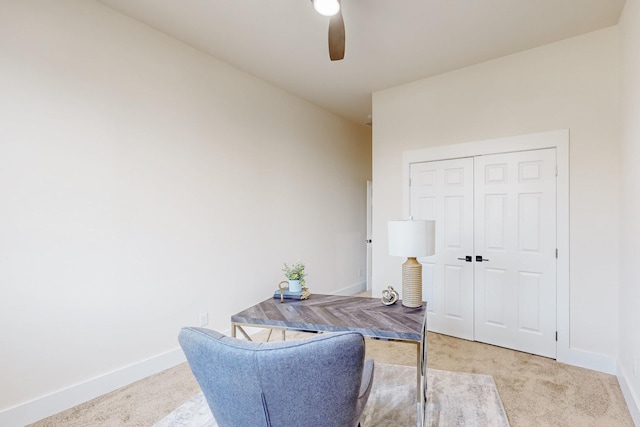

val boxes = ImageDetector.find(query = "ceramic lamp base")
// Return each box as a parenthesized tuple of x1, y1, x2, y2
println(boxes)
(402, 257, 423, 308)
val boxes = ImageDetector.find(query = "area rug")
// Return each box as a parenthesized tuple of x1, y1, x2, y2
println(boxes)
(154, 363, 510, 427)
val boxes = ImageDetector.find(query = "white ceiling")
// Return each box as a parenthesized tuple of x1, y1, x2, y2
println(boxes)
(97, 0, 625, 125)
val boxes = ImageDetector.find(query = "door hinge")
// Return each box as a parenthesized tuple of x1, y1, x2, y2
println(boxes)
(556, 248, 558, 259)
(555, 331, 558, 341)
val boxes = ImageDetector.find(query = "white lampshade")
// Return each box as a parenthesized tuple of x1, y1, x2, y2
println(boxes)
(313, 0, 340, 16)
(388, 219, 435, 258)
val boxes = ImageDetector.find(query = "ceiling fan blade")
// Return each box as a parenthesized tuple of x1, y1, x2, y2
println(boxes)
(328, 5, 345, 61)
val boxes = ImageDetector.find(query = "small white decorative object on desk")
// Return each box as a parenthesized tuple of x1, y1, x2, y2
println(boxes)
(381, 286, 399, 306)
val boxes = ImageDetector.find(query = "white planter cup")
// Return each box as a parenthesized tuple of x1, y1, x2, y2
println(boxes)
(288, 280, 302, 293)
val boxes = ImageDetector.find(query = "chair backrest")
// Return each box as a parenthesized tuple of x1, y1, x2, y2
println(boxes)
(178, 327, 366, 427)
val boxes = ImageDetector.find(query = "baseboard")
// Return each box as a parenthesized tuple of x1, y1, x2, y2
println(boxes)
(618, 365, 640, 426)
(557, 347, 617, 375)
(331, 281, 367, 296)
(0, 348, 186, 427)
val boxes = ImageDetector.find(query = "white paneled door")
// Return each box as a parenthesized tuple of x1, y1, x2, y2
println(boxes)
(474, 149, 557, 358)
(409, 149, 557, 358)
(410, 158, 475, 340)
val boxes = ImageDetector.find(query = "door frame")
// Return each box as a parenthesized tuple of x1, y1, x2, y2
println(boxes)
(402, 129, 570, 363)
(366, 180, 373, 291)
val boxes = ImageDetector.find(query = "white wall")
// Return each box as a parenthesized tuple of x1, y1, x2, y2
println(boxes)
(618, 0, 640, 423)
(0, 0, 371, 424)
(372, 28, 620, 370)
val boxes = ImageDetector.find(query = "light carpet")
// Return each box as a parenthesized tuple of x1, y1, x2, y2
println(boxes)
(155, 363, 510, 427)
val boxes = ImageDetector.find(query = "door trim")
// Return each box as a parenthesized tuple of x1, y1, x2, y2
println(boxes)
(402, 130, 572, 365)
(366, 180, 373, 291)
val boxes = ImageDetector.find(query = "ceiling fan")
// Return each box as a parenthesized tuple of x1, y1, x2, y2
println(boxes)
(312, 0, 345, 61)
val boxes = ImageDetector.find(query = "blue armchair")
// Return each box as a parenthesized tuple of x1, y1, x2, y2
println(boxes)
(178, 327, 374, 427)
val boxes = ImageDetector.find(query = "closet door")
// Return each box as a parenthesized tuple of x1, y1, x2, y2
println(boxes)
(410, 158, 474, 340)
(474, 149, 557, 358)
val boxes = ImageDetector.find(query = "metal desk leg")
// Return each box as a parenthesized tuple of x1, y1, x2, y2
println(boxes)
(231, 324, 252, 341)
(417, 315, 427, 427)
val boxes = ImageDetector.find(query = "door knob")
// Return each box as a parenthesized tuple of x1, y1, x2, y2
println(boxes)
(476, 255, 490, 262)
(457, 256, 472, 262)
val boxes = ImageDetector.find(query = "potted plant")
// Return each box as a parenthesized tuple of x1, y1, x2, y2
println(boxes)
(282, 261, 306, 293)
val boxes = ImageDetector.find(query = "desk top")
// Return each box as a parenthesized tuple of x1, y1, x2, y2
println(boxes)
(231, 294, 426, 342)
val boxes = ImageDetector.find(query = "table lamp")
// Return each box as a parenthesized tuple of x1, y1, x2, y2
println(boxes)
(388, 218, 435, 308)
